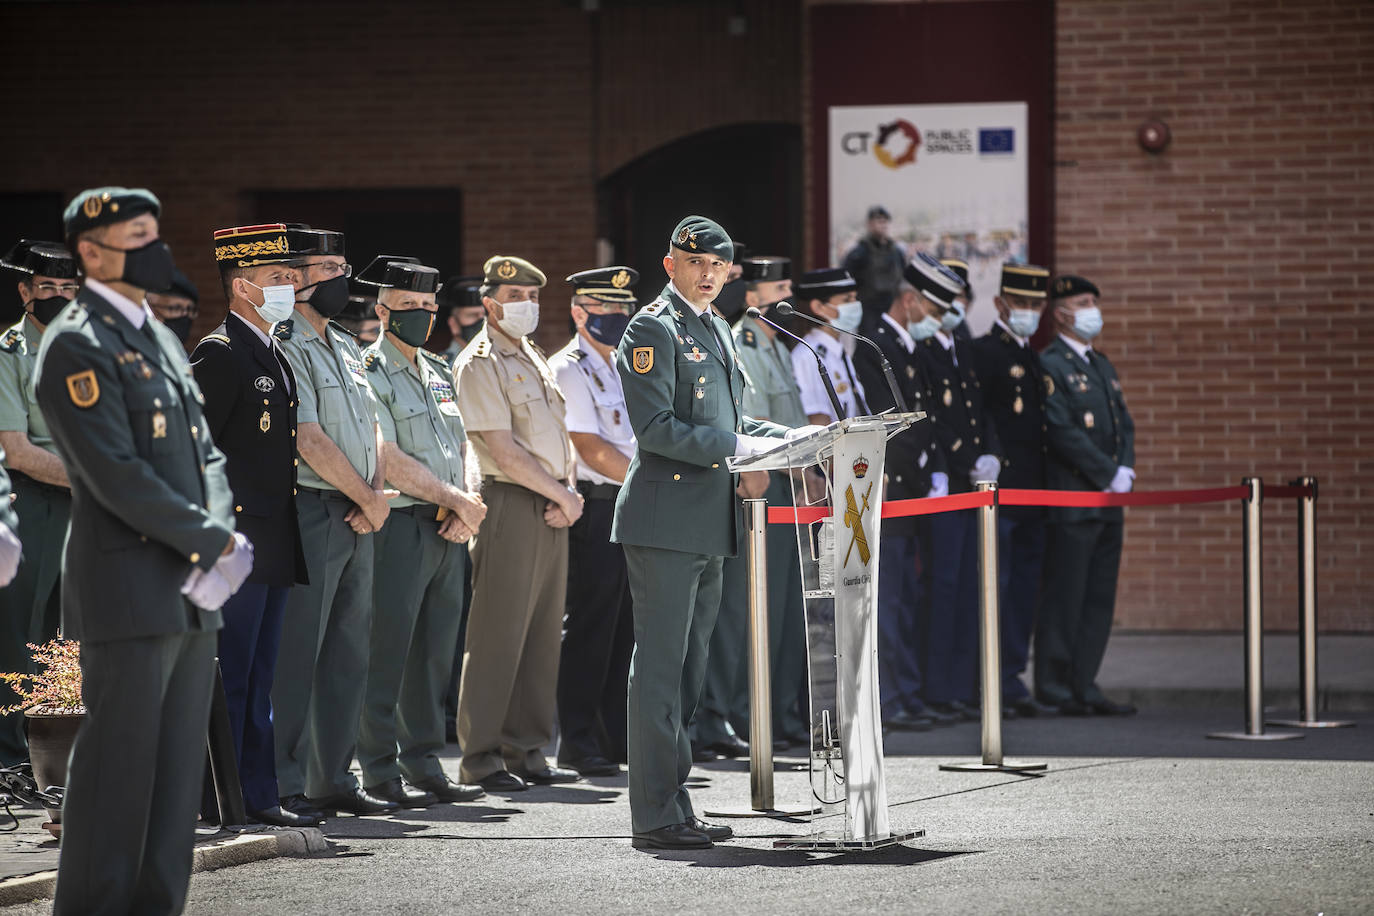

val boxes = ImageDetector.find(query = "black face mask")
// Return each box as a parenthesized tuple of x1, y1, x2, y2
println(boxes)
(457, 317, 484, 343)
(27, 296, 71, 327)
(387, 308, 434, 347)
(161, 314, 193, 343)
(714, 278, 747, 324)
(92, 237, 176, 293)
(299, 274, 350, 319)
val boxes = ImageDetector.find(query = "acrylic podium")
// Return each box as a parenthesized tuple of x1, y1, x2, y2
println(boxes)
(728, 412, 925, 850)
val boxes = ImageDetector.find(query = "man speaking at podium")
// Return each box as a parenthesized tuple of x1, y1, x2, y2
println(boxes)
(613, 216, 802, 850)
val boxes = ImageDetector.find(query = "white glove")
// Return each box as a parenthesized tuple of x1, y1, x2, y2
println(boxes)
(926, 471, 949, 499)
(1108, 466, 1136, 493)
(182, 566, 234, 612)
(734, 434, 780, 458)
(0, 524, 21, 588)
(971, 454, 1002, 485)
(785, 424, 827, 441)
(214, 532, 255, 593)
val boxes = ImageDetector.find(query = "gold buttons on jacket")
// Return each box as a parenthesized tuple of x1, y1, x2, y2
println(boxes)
(235, 505, 243, 513)
(711, 463, 719, 469)
(191, 425, 199, 436)
(698, 376, 706, 383)
(673, 474, 681, 481)
(189, 552, 201, 564)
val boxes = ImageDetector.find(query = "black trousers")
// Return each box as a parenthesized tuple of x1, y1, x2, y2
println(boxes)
(998, 512, 1046, 700)
(556, 491, 634, 763)
(1034, 516, 1124, 705)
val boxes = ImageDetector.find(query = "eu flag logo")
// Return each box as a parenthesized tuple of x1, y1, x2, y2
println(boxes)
(978, 128, 1015, 154)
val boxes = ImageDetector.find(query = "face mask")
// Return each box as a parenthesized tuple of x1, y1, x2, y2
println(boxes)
(714, 278, 746, 324)
(497, 299, 539, 338)
(162, 314, 193, 343)
(387, 308, 434, 347)
(1007, 308, 1040, 339)
(27, 296, 69, 327)
(830, 300, 863, 334)
(940, 301, 965, 333)
(247, 281, 297, 325)
(458, 317, 484, 343)
(585, 311, 631, 347)
(92, 237, 176, 293)
(1072, 305, 1104, 340)
(908, 315, 941, 340)
(300, 274, 349, 319)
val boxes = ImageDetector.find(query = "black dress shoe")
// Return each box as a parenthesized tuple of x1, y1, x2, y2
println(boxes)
(1058, 698, 1092, 716)
(561, 756, 620, 777)
(409, 775, 485, 803)
(886, 709, 933, 732)
(632, 823, 712, 850)
(1001, 704, 1019, 720)
(250, 805, 322, 828)
(366, 777, 437, 809)
(692, 744, 718, 764)
(515, 764, 581, 786)
(687, 816, 733, 841)
(279, 794, 325, 820)
(307, 787, 400, 816)
(921, 705, 960, 726)
(1090, 698, 1138, 716)
(1009, 696, 1058, 717)
(948, 699, 981, 721)
(928, 702, 978, 722)
(704, 735, 750, 759)
(476, 770, 528, 792)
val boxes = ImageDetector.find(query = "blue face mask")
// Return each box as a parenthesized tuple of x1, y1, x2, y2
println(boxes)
(1072, 305, 1104, 340)
(830, 300, 863, 334)
(1007, 308, 1040, 339)
(940, 301, 965, 333)
(908, 315, 941, 340)
(585, 310, 631, 346)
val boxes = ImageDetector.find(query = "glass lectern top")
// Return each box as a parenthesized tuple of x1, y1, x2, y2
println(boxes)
(726, 411, 925, 473)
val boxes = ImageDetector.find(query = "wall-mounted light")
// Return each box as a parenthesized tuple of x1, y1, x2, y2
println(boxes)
(1137, 119, 1171, 154)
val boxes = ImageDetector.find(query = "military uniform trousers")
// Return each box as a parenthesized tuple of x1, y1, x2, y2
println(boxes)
(1034, 515, 1124, 706)
(54, 628, 216, 916)
(556, 485, 633, 766)
(457, 482, 568, 782)
(998, 512, 1046, 701)
(625, 544, 723, 834)
(358, 505, 466, 786)
(0, 472, 68, 765)
(922, 510, 980, 705)
(272, 489, 375, 798)
(878, 529, 926, 719)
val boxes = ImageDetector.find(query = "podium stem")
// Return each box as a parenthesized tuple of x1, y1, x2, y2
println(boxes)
(745, 498, 775, 810)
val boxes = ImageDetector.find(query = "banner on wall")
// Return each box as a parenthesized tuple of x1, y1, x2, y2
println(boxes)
(829, 102, 1029, 335)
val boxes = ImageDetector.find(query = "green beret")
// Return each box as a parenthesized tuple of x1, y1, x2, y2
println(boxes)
(63, 186, 161, 238)
(1050, 274, 1100, 300)
(1002, 263, 1051, 299)
(482, 255, 546, 288)
(669, 215, 733, 260)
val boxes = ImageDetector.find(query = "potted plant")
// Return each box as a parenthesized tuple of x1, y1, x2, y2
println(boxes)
(0, 637, 83, 827)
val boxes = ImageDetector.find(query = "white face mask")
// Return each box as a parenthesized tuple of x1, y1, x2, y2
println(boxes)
(908, 314, 941, 340)
(1007, 308, 1041, 339)
(497, 299, 539, 338)
(940, 301, 965, 333)
(830, 300, 863, 334)
(1073, 305, 1104, 340)
(247, 280, 296, 325)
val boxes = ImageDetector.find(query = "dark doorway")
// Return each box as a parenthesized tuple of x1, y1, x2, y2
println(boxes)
(0, 191, 68, 325)
(598, 123, 802, 305)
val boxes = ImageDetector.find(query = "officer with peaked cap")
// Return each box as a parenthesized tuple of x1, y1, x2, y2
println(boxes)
(940, 258, 975, 342)
(35, 187, 251, 916)
(1036, 274, 1137, 716)
(437, 275, 486, 362)
(355, 256, 488, 807)
(0, 240, 77, 763)
(910, 252, 1003, 720)
(548, 265, 640, 776)
(971, 263, 1057, 717)
(613, 215, 795, 849)
(792, 267, 868, 423)
(191, 224, 313, 826)
(273, 226, 400, 818)
(453, 254, 582, 791)
(147, 267, 199, 345)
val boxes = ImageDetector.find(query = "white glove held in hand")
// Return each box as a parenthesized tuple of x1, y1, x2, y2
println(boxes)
(1108, 466, 1136, 493)
(971, 454, 1002, 485)
(734, 434, 779, 458)
(182, 567, 234, 612)
(926, 471, 949, 499)
(214, 532, 255, 593)
(0, 524, 21, 588)
(785, 424, 827, 441)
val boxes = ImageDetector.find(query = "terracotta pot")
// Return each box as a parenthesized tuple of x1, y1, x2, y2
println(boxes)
(25, 711, 84, 822)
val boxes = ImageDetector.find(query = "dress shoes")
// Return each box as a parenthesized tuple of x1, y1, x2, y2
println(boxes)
(514, 764, 581, 786)
(886, 709, 934, 732)
(1090, 697, 1138, 716)
(250, 804, 322, 828)
(561, 755, 620, 777)
(1057, 698, 1092, 716)
(366, 777, 437, 809)
(410, 775, 486, 802)
(687, 816, 733, 841)
(928, 701, 978, 722)
(307, 787, 400, 816)
(1009, 696, 1058, 717)
(476, 770, 528, 792)
(921, 705, 960, 726)
(279, 794, 325, 821)
(632, 823, 712, 850)
(704, 735, 750, 759)
(691, 744, 719, 764)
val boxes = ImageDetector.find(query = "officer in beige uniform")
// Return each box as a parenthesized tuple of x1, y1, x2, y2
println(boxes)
(453, 255, 582, 791)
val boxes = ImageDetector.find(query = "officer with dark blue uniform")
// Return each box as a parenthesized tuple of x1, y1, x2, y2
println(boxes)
(192, 223, 312, 826)
(970, 263, 1057, 717)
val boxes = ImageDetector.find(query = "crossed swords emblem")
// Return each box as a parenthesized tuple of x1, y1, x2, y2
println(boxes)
(843, 481, 873, 567)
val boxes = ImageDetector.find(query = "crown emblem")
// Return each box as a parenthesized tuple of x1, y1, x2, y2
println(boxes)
(496, 260, 517, 280)
(852, 455, 869, 478)
(611, 269, 630, 289)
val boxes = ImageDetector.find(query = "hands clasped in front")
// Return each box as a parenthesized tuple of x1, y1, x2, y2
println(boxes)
(544, 486, 584, 530)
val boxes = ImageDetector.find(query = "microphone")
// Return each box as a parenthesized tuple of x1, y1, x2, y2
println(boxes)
(746, 306, 846, 422)
(774, 302, 909, 413)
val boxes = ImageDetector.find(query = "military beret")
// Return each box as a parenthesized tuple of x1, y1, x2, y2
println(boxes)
(1050, 274, 1100, 300)
(940, 258, 971, 293)
(566, 266, 638, 305)
(436, 275, 484, 311)
(162, 267, 199, 303)
(212, 223, 294, 272)
(354, 255, 439, 294)
(482, 255, 546, 288)
(669, 215, 733, 260)
(1003, 263, 1051, 299)
(904, 252, 963, 310)
(867, 205, 891, 220)
(63, 187, 161, 238)
(1, 240, 78, 279)
(739, 257, 790, 283)
(286, 224, 346, 258)
(796, 267, 856, 300)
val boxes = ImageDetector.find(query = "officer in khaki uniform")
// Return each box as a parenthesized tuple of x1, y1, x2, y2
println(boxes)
(453, 254, 582, 791)
(355, 256, 487, 806)
(614, 216, 793, 850)
(0, 240, 78, 764)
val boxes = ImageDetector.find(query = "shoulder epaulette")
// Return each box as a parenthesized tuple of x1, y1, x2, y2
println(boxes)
(364, 351, 381, 372)
(815, 340, 828, 356)
(740, 328, 757, 348)
(570, 348, 586, 363)
(999, 330, 1014, 345)
(201, 333, 230, 346)
(472, 338, 492, 359)
(640, 300, 667, 316)
(272, 319, 294, 341)
(420, 349, 451, 372)
(0, 329, 23, 353)
(528, 341, 547, 359)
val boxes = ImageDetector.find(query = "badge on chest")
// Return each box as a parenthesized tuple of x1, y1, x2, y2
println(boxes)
(342, 353, 368, 384)
(430, 379, 460, 416)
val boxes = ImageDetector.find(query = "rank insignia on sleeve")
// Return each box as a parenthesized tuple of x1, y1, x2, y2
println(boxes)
(632, 347, 654, 374)
(66, 370, 100, 408)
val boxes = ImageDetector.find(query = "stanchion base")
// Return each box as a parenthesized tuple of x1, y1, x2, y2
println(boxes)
(1265, 718, 1355, 729)
(938, 759, 1048, 773)
(1206, 730, 1304, 741)
(774, 829, 924, 851)
(703, 804, 818, 819)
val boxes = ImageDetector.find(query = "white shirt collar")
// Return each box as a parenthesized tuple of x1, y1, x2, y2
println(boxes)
(85, 278, 151, 329)
(933, 329, 954, 351)
(230, 310, 277, 349)
(880, 312, 914, 352)
(995, 318, 1028, 347)
(1059, 332, 1093, 361)
(670, 281, 711, 318)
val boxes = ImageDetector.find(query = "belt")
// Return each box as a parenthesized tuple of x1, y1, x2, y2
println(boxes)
(393, 502, 442, 519)
(8, 469, 70, 497)
(300, 486, 354, 502)
(482, 476, 569, 491)
(576, 481, 620, 500)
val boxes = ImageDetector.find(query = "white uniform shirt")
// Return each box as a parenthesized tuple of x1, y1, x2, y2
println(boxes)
(549, 336, 635, 486)
(791, 327, 867, 422)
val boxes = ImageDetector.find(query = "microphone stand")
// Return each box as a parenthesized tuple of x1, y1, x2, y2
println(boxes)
(746, 306, 846, 422)
(775, 302, 909, 413)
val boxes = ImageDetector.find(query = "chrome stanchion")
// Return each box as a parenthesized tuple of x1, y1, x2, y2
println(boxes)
(941, 482, 1047, 772)
(1209, 478, 1302, 741)
(1268, 477, 1353, 729)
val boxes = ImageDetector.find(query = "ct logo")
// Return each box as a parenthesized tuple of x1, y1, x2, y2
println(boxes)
(874, 119, 922, 169)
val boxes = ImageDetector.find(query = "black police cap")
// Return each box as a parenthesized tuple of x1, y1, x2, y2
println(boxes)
(1, 240, 78, 280)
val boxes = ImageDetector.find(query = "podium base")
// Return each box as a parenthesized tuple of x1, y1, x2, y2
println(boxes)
(939, 759, 1047, 773)
(1265, 717, 1355, 729)
(1206, 730, 1304, 741)
(703, 803, 818, 819)
(774, 828, 924, 851)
